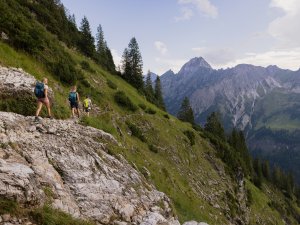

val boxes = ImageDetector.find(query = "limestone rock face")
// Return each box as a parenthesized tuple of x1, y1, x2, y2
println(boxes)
(0, 112, 179, 224)
(0, 66, 53, 98)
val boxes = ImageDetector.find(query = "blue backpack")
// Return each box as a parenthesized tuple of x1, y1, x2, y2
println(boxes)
(69, 92, 77, 103)
(34, 82, 45, 98)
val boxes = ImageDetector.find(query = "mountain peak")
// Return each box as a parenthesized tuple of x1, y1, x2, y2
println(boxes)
(179, 57, 212, 75)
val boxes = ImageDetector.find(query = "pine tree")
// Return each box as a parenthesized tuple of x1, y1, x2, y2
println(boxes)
(262, 160, 271, 181)
(204, 112, 225, 140)
(121, 37, 144, 90)
(96, 24, 106, 54)
(145, 70, 155, 102)
(79, 16, 95, 58)
(253, 158, 263, 188)
(154, 76, 165, 110)
(177, 97, 195, 125)
(105, 46, 116, 72)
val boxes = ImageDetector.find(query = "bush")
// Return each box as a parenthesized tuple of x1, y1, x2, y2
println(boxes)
(126, 122, 146, 142)
(148, 144, 159, 153)
(107, 79, 117, 89)
(145, 108, 156, 114)
(138, 103, 146, 110)
(80, 61, 95, 73)
(163, 114, 170, 119)
(114, 91, 138, 111)
(183, 130, 195, 146)
(246, 188, 253, 207)
(0, 95, 36, 116)
(0, 198, 18, 215)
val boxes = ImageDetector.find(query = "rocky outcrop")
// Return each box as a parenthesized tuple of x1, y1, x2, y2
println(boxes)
(0, 66, 53, 99)
(0, 112, 179, 224)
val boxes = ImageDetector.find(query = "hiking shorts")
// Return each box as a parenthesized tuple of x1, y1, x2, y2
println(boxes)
(37, 97, 49, 105)
(84, 107, 91, 112)
(70, 101, 79, 109)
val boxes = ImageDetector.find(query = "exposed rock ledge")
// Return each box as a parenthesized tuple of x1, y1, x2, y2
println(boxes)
(0, 112, 179, 224)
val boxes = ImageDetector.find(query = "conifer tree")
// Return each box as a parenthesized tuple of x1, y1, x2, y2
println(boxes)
(262, 160, 271, 181)
(154, 76, 165, 110)
(204, 112, 225, 140)
(145, 70, 155, 102)
(105, 46, 116, 72)
(121, 37, 144, 90)
(79, 16, 95, 58)
(177, 97, 195, 125)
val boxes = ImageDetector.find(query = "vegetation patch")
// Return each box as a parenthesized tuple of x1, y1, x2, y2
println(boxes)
(138, 103, 146, 110)
(126, 122, 146, 143)
(81, 61, 95, 73)
(163, 114, 170, 119)
(183, 130, 195, 146)
(148, 144, 159, 153)
(107, 79, 117, 89)
(0, 198, 19, 215)
(30, 205, 94, 225)
(145, 108, 156, 115)
(114, 91, 138, 111)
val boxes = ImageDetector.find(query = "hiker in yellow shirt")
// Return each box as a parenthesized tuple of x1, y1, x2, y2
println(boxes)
(83, 95, 92, 117)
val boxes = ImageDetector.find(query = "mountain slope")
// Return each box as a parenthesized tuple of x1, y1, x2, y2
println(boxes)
(1, 1, 300, 224)
(160, 57, 300, 182)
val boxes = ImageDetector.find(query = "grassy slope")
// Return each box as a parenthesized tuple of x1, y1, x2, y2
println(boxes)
(0, 40, 298, 224)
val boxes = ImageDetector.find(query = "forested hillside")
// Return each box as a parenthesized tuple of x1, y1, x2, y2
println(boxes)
(0, 1, 300, 224)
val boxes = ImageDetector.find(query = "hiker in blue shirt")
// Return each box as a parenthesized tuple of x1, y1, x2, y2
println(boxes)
(68, 85, 80, 118)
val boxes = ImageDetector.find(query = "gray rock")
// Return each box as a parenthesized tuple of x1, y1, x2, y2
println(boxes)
(2, 214, 11, 222)
(0, 112, 179, 224)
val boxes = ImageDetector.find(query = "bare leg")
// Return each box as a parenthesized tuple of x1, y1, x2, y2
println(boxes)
(71, 108, 75, 118)
(45, 102, 51, 117)
(76, 108, 80, 118)
(36, 102, 43, 117)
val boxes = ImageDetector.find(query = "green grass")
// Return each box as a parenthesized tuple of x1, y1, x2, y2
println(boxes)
(1, 38, 299, 224)
(31, 205, 94, 225)
(245, 180, 285, 225)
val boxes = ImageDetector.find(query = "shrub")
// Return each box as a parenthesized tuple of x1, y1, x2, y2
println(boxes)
(163, 114, 170, 119)
(80, 61, 95, 73)
(114, 91, 138, 111)
(0, 95, 36, 116)
(138, 103, 146, 110)
(183, 130, 195, 146)
(126, 122, 146, 143)
(145, 108, 156, 114)
(148, 144, 159, 153)
(246, 188, 253, 207)
(0, 198, 18, 215)
(107, 79, 117, 89)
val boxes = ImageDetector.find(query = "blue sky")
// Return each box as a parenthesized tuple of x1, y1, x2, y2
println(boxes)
(61, 0, 300, 74)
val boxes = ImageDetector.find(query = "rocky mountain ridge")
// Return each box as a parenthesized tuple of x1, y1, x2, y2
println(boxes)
(160, 57, 300, 183)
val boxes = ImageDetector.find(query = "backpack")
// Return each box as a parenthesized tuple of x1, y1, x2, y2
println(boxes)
(34, 82, 45, 98)
(68, 92, 77, 103)
(83, 98, 90, 108)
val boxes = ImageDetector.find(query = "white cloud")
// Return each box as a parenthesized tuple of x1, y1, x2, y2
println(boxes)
(192, 47, 236, 66)
(111, 49, 122, 70)
(175, 7, 194, 21)
(154, 41, 168, 55)
(268, 0, 300, 47)
(177, 0, 218, 20)
(154, 57, 187, 74)
(220, 49, 300, 70)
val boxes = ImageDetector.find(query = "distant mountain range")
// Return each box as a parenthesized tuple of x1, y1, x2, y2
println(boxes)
(159, 57, 300, 181)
